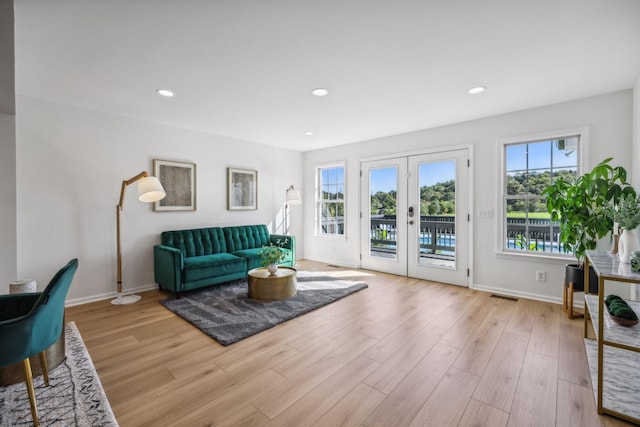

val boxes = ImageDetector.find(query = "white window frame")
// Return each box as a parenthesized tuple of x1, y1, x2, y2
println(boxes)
(315, 162, 346, 237)
(497, 127, 589, 259)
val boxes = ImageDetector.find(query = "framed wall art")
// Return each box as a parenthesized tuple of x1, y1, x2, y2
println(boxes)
(227, 167, 257, 210)
(153, 159, 196, 211)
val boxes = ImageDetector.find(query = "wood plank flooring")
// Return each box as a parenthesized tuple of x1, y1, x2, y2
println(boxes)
(64, 260, 636, 427)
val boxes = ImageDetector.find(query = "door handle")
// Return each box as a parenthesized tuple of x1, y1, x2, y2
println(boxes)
(408, 206, 414, 218)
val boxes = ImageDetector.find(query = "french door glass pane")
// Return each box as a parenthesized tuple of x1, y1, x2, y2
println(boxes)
(369, 166, 398, 259)
(418, 160, 456, 264)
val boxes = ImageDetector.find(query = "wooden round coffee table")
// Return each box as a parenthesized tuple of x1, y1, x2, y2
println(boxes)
(248, 267, 297, 301)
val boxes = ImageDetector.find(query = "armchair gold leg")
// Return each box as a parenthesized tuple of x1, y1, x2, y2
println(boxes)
(22, 358, 40, 427)
(38, 352, 49, 387)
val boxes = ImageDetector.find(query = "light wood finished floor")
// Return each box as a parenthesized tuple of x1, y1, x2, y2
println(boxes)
(65, 260, 636, 427)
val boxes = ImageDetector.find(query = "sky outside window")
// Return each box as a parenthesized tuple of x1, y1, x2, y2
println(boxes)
(506, 138, 578, 172)
(369, 161, 455, 194)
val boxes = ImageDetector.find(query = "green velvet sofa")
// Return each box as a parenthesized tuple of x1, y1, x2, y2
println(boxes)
(153, 224, 295, 297)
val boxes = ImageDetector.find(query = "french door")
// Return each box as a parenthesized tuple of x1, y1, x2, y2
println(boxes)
(360, 149, 469, 286)
(359, 157, 408, 276)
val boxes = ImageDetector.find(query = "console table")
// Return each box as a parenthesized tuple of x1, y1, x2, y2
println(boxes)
(584, 250, 640, 424)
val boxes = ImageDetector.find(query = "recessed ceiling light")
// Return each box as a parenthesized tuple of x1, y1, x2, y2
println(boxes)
(304, 131, 314, 136)
(468, 86, 486, 95)
(156, 89, 174, 97)
(311, 88, 329, 97)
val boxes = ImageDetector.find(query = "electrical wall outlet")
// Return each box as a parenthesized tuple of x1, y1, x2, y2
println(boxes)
(536, 271, 546, 282)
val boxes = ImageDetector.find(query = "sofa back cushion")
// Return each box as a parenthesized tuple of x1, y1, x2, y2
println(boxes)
(161, 227, 227, 258)
(223, 225, 270, 252)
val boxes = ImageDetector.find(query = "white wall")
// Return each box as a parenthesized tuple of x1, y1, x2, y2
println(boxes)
(303, 90, 634, 303)
(633, 76, 640, 191)
(632, 76, 640, 299)
(16, 96, 303, 304)
(0, 113, 16, 290)
(0, 0, 16, 290)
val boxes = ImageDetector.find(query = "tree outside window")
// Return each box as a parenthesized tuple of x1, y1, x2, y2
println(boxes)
(317, 164, 345, 236)
(503, 136, 579, 254)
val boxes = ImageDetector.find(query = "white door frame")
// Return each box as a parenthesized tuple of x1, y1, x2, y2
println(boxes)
(359, 145, 474, 288)
(360, 157, 408, 276)
(407, 149, 469, 286)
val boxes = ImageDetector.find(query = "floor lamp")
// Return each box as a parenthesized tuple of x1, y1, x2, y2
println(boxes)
(112, 171, 166, 305)
(285, 185, 301, 235)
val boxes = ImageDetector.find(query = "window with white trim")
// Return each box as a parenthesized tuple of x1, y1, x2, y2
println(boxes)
(502, 134, 581, 255)
(316, 163, 345, 236)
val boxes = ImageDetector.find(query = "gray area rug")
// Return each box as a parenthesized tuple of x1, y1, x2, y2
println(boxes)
(0, 322, 119, 427)
(160, 271, 368, 345)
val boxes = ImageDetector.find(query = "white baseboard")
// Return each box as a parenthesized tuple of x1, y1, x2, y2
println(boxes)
(305, 259, 573, 307)
(65, 283, 158, 307)
(472, 283, 584, 308)
(299, 256, 358, 269)
(64, 273, 579, 310)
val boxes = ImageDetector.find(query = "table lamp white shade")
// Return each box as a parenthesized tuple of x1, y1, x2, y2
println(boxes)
(286, 186, 301, 205)
(137, 176, 166, 202)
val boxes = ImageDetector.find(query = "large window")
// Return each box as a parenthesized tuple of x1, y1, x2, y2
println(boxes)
(502, 133, 581, 255)
(316, 163, 345, 236)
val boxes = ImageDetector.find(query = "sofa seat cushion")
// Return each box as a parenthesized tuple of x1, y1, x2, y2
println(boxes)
(183, 254, 246, 283)
(230, 248, 263, 268)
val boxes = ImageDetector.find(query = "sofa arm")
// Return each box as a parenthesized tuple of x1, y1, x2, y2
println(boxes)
(270, 234, 296, 266)
(154, 245, 184, 293)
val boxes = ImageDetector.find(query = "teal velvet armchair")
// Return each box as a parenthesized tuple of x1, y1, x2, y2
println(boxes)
(0, 258, 79, 426)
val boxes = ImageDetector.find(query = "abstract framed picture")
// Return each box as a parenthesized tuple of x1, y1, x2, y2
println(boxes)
(153, 159, 196, 211)
(227, 167, 257, 210)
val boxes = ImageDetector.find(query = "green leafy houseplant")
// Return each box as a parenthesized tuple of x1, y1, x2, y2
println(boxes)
(259, 238, 289, 267)
(544, 158, 635, 302)
(614, 194, 640, 231)
(543, 158, 635, 265)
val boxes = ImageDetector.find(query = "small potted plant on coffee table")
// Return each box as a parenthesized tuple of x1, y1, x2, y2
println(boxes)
(259, 238, 289, 275)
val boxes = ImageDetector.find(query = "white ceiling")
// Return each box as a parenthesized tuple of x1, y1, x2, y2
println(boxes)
(14, 0, 640, 152)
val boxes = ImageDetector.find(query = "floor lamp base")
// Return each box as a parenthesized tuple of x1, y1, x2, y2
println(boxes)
(111, 293, 141, 305)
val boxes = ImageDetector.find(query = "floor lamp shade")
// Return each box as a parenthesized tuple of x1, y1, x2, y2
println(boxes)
(285, 185, 301, 237)
(286, 186, 301, 205)
(137, 176, 166, 202)
(113, 171, 166, 306)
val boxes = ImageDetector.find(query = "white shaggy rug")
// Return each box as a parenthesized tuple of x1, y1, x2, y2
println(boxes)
(0, 322, 118, 426)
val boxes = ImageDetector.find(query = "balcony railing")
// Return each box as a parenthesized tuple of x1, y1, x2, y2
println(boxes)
(370, 215, 455, 258)
(367, 215, 564, 256)
(321, 215, 564, 256)
(504, 217, 563, 252)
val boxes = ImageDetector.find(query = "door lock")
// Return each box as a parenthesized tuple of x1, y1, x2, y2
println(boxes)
(408, 206, 414, 218)
(409, 220, 414, 225)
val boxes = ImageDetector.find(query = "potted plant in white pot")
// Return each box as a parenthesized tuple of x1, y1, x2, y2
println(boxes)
(544, 158, 635, 296)
(614, 193, 640, 263)
(259, 238, 289, 275)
